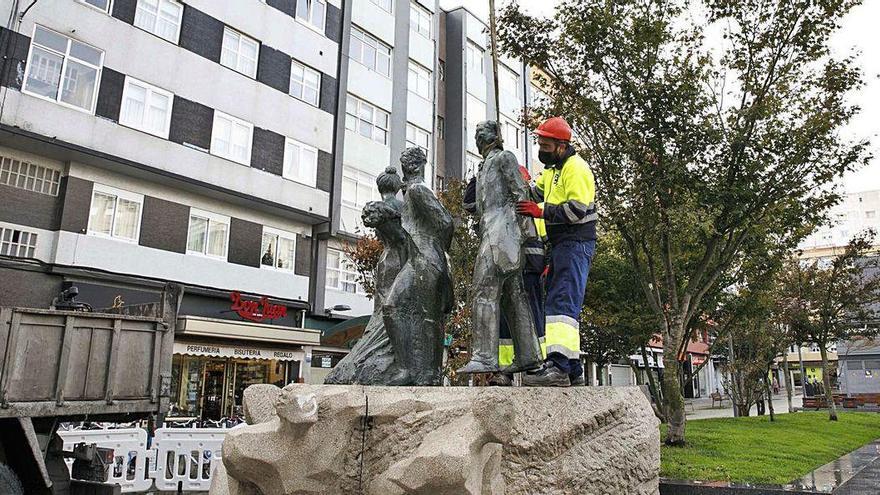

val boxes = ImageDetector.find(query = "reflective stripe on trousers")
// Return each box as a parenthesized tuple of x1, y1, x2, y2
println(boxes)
(545, 315, 580, 359)
(545, 239, 596, 364)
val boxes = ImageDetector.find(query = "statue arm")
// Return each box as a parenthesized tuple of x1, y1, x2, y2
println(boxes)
(411, 185, 453, 232)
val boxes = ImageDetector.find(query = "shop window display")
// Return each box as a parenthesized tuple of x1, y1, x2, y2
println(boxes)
(170, 354, 296, 420)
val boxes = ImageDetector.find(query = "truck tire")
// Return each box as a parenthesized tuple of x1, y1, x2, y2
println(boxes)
(0, 462, 25, 495)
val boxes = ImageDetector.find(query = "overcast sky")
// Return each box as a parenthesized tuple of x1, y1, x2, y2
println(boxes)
(439, 0, 880, 194)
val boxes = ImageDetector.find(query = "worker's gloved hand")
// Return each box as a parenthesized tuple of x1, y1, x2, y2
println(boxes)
(516, 201, 543, 218)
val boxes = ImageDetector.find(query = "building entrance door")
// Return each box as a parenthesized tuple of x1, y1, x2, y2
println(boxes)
(201, 361, 227, 420)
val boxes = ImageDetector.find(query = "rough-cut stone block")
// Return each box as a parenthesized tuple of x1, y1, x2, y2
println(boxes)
(242, 384, 283, 425)
(213, 384, 660, 495)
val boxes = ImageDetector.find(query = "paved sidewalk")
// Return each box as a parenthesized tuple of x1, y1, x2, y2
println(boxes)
(832, 440, 880, 494)
(685, 391, 803, 419)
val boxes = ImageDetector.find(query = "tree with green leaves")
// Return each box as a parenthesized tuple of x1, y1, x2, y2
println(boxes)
(777, 230, 880, 420)
(715, 284, 794, 420)
(498, 0, 869, 444)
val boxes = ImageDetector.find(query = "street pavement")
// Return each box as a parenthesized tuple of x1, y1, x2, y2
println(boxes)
(685, 390, 803, 420)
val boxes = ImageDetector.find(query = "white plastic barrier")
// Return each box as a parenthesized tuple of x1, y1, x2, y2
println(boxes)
(151, 427, 230, 492)
(58, 428, 153, 493)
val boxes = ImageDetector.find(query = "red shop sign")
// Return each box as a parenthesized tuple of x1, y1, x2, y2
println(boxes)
(230, 291, 288, 323)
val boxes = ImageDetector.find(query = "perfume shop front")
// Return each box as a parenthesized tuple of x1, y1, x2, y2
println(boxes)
(170, 343, 303, 420)
(169, 315, 321, 421)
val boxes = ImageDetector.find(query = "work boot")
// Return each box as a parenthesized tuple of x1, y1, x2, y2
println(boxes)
(488, 373, 513, 386)
(570, 374, 585, 386)
(522, 363, 570, 387)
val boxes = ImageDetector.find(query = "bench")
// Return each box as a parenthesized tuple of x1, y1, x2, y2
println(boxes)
(710, 391, 727, 408)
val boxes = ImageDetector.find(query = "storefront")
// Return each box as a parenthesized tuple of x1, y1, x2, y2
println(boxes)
(171, 343, 302, 420)
(168, 314, 322, 420)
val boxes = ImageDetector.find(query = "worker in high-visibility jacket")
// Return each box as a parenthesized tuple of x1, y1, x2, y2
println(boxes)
(516, 117, 597, 387)
(463, 165, 547, 386)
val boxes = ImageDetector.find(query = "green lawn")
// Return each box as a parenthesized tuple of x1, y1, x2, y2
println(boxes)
(660, 412, 880, 485)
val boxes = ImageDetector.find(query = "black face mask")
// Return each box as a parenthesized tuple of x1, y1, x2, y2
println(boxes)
(538, 150, 559, 167)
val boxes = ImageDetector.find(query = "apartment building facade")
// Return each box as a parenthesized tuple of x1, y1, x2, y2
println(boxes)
(0, 0, 542, 411)
(799, 189, 880, 258)
(0, 0, 447, 418)
(441, 6, 533, 181)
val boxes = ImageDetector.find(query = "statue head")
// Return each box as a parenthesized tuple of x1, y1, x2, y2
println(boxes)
(362, 200, 401, 229)
(400, 146, 427, 185)
(475, 120, 503, 157)
(376, 166, 403, 197)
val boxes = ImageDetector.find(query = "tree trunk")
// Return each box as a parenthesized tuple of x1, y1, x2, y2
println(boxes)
(797, 344, 806, 394)
(783, 354, 794, 413)
(661, 354, 687, 446)
(819, 345, 838, 421)
(764, 374, 775, 422)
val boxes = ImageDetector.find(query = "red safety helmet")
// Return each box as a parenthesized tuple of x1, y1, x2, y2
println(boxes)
(534, 117, 572, 142)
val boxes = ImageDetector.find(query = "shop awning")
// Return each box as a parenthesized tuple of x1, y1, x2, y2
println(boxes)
(173, 342, 305, 362)
(176, 315, 321, 345)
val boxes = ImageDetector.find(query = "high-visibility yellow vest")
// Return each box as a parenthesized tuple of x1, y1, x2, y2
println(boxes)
(536, 154, 598, 243)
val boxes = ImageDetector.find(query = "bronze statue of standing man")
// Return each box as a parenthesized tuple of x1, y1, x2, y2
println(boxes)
(458, 121, 543, 375)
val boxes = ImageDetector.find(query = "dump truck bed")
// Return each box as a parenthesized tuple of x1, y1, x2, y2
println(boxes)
(0, 307, 173, 419)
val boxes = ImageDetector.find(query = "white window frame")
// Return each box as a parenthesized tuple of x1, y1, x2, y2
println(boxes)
(0, 227, 38, 258)
(260, 226, 298, 272)
(410, 2, 432, 39)
(134, 0, 184, 44)
(499, 65, 519, 100)
(341, 167, 379, 210)
(0, 154, 62, 196)
(345, 95, 390, 145)
(78, 0, 113, 13)
(119, 76, 174, 138)
(295, 0, 327, 33)
(407, 61, 432, 100)
(289, 60, 321, 107)
(326, 248, 363, 294)
(283, 137, 319, 187)
(466, 42, 484, 75)
(22, 25, 104, 114)
(349, 26, 392, 77)
(210, 111, 254, 165)
(502, 119, 521, 151)
(370, 0, 393, 13)
(406, 123, 431, 164)
(86, 184, 144, 243)
(186, 208, 230, 260)
(220, 27, 259, 78)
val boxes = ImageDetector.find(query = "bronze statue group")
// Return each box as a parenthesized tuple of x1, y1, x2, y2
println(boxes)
(326, 117, 598, 387)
